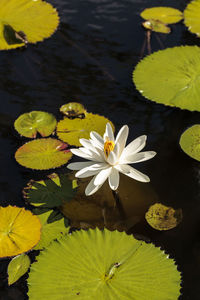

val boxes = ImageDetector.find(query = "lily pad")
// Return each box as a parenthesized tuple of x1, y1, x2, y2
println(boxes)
(60, 102, 86, 117)
(14, 111, 57, 138)
(15, 138, 72, 170)
(57, 113, 114, 146)
(28, 228, 181, 300)
(145, 203, 183, 231)
(184, 0, 200, 37)
(8, 254, 31, 285)
(141, 7, 183, 24)
(23, 173, 77, 208)
(133, 46, 200, 111)
(0, 0, 59, 50)
(142, 19, 171, 34)
(0, 206, 41, 258)
(179, 124, 200, 161)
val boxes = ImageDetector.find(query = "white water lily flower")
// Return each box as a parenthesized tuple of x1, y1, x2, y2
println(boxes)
(67, 123, 156, 196)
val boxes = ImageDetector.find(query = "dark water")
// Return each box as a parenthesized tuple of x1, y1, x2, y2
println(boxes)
(1, 0, 200, 299)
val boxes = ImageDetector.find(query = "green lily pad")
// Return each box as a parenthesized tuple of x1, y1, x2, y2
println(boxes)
(24, 173, 77, 208)
(28, 228, 181, 300)
(142, 19, 171, 34)
(133, 46, 200, 111)
(141, 7, 183, 24)
(8, 254, 31, 286)
(15, 138, 72, 170)
(0, 0, 59, 50)
(57, 113, 114, 146)
(60, 102, 86, 117)
(179, 124, 200, 161)
(184, 0, 200, 37)
(14, 111, 57, 138)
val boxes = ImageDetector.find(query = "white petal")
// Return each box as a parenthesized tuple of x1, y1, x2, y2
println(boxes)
(90, 131, 104, 149)
(122, 135, 147, 157)
(75, 163, 108, 178)
(70, 148, 93, 160)
(115, 125, 129, 156)
(104, 122, 114, 141)
(115, 164, 150, 182)
(107, 151, 118, 165)
(120, 151, 156, 164)
(94, 167, 112, 186)
(108, 168, 119, 190)
(79, 139, 96, 151)
(85, 176, 103, 196)
(67, 161, 95, 170)
(71, 148, 103, 162)
(113, 142, 120, 159)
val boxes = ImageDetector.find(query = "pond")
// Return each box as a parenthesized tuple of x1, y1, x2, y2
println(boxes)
(0, 0, 200, 299)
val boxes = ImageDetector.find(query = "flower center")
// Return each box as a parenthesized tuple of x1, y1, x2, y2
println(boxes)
(104, 140, 115, 157)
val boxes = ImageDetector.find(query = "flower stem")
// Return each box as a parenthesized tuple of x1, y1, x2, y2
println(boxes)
(112, 190, 126, 220)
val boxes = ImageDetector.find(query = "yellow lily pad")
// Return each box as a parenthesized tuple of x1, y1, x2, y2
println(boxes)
(184, 0, 200, 37)
(57, 113, 114, 146)
(145, 203, 183, 231)
(0, 0, 59, 50)
(7, 254, 31, 285)
(179, 124, 200, 161)
(0, 206, 41, 257)
(141, 7, 183, 24)
(60, 102, 86, 117)
(142, 19, 171, 34)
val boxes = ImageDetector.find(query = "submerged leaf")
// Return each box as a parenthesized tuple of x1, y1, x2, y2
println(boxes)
(60, 102, 86, 117)
(57, 113, 114, 146)
(0, 0, 59, 50)
(141, 7, 183, 24)
(145, 203, 183, 231)
(142, 19, 171, 34)
(8, 254, 31, 285)
(15, 138, 72, 170)
(179, 124, 200, 161)
(184, 0, 200, 37)
(14, 111, 57, 138)
(0, 206, 41, 258)
(28, 228, 181, 300)
(133, 46, 200, 111)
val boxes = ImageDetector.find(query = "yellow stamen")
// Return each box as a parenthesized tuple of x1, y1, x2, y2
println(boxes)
(104, 140, 115, 157)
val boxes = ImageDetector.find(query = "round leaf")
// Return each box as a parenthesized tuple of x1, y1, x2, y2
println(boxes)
(60, 102, 86, 117)
(179, 124, 200, 161)
(28, 228, 181, 300)
(8, 254, 31, 285)
(0, 0, 59, 50)
(142, 19, 171, 34)
(141, 7, 183, 24)
(133, 46, 200, 111)
(15, 138, 72, 170)
(57, 113, 114, 146)
(0, 206, 41, 258)
(145, 203, 183, 231)
(14, 111, 57, 138)
(184, 0, 200, 37)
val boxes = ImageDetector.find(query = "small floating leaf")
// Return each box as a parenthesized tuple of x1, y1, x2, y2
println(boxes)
(0, 206, 41, 258)
(60, 102, 86, 117)
(15, 138, 72, 170)
(8, 254, 31, 285)
(133, 46, 200, 111)
(141, 7, 183, 24)
(142, 19, 171, 33)
(14, 111, 57, 138)
(145, 203, 183, 231)
(184, 0, 200, 37)
(24, 173, 77, 208)
(0, 0, 59, 50)
(28, 228, 181, 300)
(57, 113, 114, 146)
(179, 124, 200, 161)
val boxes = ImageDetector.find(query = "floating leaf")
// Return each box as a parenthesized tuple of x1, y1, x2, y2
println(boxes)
(15, 138, 72, 170)
(33, 210, 69, 250)
(184, 0, 200, 37)
(0, 206, 41, 258)
(142, 19, 171, 33)
(145, 203, 183, 231)
(60, 102, 86, 117)
(8, 254, 31, 285)
(14, 111, 57, 138)
(57, 113, 114, 146)
(133, 46, 200, 111)
(179, 124, 200, 161)
(0, 0, 59, 50)
(24, 173, 77, 208)
(28, 228, 181, 300)
(141, 7, 183, 24)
